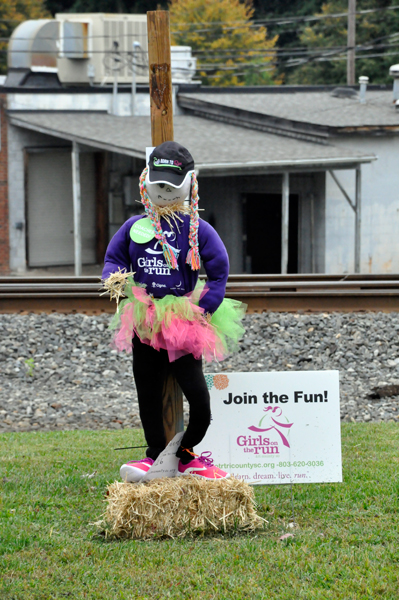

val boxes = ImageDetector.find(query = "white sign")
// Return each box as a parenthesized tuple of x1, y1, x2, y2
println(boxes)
(141, 432, 184, 482)
(146, 146, 155, 164)
(197, 371, 342, 485)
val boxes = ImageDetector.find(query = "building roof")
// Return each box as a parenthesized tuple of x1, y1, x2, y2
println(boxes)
(8, 110, 375, 174)
(179, 89, 399, 130)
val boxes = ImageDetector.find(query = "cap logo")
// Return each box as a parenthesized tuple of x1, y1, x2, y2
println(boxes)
(153, 157, 183, 170)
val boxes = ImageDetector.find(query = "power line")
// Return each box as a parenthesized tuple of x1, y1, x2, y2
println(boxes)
(185, 28, 399, 58)
(1, 3, 399, 31)
(183, 32, 399, 63)
(195, 48, 399, 72)
(194, 35, 399, 72)
(3, 39, 399, 62)
(2, 4, 399, 43)
(201, 49, 399, 79)
(192, 43, 399, 62)
(171, 4, 399, 32)
(313, 49, 399, 61)
(184, 43, 399, 72)
(4, 28, 399, 57)
(0, 20, 357, 43)
(4, 33, 149, 41)
(2, 8, 399, 81)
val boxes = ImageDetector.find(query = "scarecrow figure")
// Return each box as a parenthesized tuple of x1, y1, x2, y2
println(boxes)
(102, 142, 246, 481)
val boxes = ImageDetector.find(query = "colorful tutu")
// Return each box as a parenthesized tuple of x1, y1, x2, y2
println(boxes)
(109, 279, 247, 362)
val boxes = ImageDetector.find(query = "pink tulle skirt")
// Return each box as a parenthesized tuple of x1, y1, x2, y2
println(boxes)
(111, 285, 226, 362)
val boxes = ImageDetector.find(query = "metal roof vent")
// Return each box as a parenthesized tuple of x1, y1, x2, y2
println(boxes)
(359, 76, 369, 103)
(8, 19, 58, 72)
(171, 47, 197, 83)
(8, 19, 58, 71)
(331, 87, 357, 99)
(389, 64, 399, 102)
(6, 19, 60, 86)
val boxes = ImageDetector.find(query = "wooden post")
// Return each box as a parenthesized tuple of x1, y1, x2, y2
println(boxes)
(147, 10, 174, 146)
(147, 10, 183, 444)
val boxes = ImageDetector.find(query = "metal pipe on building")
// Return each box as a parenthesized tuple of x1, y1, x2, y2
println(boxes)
(71, 141, 82, 277)
(112, 72, 118, 115)
(389, 64, 399, 102)
(131, 41, 141, 116)
(359, 76, 368, 103)
(111, 41, 120, 116)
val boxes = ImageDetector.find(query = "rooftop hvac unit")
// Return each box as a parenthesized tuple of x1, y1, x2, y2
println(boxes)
(56, 13, 149, 85)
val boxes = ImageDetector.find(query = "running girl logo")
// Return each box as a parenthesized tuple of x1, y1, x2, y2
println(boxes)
(145, 230, 179, 256)
(249, 406, 294, 447)
(138, 230, 181, 276)
(236, 407, 294, 455)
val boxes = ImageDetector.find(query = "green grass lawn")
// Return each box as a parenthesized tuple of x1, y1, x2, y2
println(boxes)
(1, 423, 398, 600)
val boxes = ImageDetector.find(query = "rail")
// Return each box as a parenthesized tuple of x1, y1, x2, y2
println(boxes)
(1, 274, 399, 313)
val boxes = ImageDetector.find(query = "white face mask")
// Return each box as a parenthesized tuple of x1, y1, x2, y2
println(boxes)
(145, 172, 192, 207)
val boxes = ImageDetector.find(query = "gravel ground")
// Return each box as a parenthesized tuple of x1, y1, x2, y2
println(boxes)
(1, 311, 399, 433)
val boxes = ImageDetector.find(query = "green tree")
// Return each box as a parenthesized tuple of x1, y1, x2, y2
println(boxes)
(252, 0, 325, 81)
(169, 0, 280, 86)
(0, 0, 51, 74)
(286, 0, 399, 85)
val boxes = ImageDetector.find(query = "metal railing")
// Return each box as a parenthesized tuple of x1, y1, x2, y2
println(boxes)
(1, 274, 399, 313)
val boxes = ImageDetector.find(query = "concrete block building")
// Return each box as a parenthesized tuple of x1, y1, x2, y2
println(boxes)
(1, 15, 398, 276)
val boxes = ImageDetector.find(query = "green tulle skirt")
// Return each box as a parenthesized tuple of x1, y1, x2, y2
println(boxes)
(109, 279, 247, 362)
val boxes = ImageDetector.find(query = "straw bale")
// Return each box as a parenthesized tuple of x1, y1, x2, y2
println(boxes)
(101, 476, 266, 540)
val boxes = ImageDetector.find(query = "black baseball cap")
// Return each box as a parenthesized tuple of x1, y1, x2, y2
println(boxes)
(148, 141, 195, 188)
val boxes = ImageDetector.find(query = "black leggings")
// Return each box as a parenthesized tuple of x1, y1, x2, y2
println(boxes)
(132, 337, 211, 460)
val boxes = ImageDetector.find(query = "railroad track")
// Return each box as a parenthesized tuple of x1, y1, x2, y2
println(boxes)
(1, 274, 399, 313)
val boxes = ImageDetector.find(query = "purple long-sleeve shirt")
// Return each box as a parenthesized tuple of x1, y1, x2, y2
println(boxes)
(102, 214, 229, 314)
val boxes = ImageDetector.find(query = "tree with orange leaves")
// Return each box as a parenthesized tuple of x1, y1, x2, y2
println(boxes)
(169, 0, 280, 86)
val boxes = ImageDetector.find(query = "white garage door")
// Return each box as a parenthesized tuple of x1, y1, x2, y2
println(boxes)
(27, 150, 96, 267)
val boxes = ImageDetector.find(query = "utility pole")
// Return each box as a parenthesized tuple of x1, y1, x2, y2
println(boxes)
(147, 10, 183, 444)
(347, 0, 356, 85)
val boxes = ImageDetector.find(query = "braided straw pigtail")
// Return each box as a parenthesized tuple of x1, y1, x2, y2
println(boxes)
(186, 172, 201, 271)
(139, 167, 179, 270)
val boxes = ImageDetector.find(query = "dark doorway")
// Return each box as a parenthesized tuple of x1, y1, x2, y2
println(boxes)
(244, 193, 299, 274)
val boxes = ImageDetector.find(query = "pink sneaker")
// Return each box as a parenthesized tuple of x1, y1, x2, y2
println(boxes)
(177, 451, 230, 480)
(120, 457, 154, 482)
